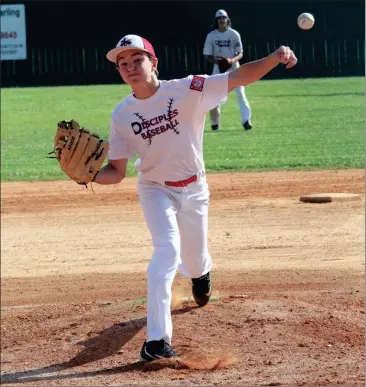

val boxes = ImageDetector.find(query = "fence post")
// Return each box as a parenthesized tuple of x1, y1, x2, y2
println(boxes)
(324, 40, 328, 68)
(44, 48, 48, 74)
(82, 48, 86, 75)
(184, 44, 188, 72)
(31, 48, 36, 75)
(343, 40, 347, 66)
(165, 45, 169, 74)
(37, 48, 42, 75)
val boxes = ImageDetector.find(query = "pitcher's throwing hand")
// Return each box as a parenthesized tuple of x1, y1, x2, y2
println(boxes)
(272, 46, 298, 69)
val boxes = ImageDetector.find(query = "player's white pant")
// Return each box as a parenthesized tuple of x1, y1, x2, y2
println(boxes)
(210, 62, 252, 127)
(137, 170, 212, 344)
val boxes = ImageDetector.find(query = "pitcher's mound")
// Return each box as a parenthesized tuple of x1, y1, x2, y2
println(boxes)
(299, 193, 361, 203)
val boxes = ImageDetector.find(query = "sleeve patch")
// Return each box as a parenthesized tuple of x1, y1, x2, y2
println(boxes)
(189, 76, 205, 92)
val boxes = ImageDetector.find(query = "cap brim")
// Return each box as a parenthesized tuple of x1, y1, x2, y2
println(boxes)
(106, 46, 151, 63)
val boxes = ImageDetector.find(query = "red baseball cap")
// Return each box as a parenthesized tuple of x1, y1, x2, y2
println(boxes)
(106, 34, 156, 63)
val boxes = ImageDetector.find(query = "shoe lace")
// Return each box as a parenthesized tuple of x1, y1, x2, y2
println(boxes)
(162, 342, 176, 356)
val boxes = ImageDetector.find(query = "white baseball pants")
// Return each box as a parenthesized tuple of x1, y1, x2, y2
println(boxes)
(137, 171, 212, 344)
(210, 62, 252, 126)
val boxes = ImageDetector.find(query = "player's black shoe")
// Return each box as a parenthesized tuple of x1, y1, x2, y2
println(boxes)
(191, 271, 212, 307)
(243, 120, 253, 130)
(140, 340, 177, 361)
(211, 124, 219, 131)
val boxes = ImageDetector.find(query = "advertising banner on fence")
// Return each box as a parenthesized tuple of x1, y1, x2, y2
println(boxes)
(1, 4, 27, 60)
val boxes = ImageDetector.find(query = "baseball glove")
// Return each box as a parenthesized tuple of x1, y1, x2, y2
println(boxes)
(48, 119, 109, 186)
(217, 57, 232, 73)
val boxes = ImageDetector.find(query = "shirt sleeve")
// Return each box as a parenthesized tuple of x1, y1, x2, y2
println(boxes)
(108, 115, 136, 160)
(203, 33, 213, 56)
(188, 73, 229, 112)
(234, 31, 243, 53)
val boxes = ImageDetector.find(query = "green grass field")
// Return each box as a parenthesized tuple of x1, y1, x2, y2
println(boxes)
(1, 77, 364, 182)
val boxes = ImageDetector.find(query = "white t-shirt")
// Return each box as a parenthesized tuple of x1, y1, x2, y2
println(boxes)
(108, 73, 229, 182)
(203, 28, 243, 59)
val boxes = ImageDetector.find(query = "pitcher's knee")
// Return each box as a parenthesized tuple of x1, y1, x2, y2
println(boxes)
(147, 243, 180, 279)
(153, 241, 179, 258)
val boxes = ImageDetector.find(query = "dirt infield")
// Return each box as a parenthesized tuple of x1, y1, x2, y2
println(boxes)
(1, 169, 365, 386)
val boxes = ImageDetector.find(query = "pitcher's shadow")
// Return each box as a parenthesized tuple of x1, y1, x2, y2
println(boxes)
(1, 305, 197, 384)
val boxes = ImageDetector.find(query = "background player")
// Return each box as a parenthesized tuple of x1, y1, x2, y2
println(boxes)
(203, 9, 253, 131)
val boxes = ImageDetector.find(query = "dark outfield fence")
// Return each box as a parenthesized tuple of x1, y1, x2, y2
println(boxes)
(1, 0, 365, 87)
(2, 39, 365, 86)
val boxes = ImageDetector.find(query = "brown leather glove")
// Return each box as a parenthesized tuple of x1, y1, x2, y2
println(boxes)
(49, 120, 109, 186)
(217, 57, 232, 73)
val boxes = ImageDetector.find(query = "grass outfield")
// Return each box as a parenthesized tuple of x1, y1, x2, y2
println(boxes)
(1, 77, 364, 182)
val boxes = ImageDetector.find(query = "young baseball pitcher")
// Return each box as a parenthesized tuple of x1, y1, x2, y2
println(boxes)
(95, 34, 297, 361)
(203, 9, 253, 131)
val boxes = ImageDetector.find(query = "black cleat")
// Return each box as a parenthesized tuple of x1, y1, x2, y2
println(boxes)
(243, 120, 253, 130)
(211, 124, 219, 131)
(140, 340, 177, 362)
(191, 272, 212, 307)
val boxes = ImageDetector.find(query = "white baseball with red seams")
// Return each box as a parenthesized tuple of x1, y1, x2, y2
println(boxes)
(108, 72, 228, 343)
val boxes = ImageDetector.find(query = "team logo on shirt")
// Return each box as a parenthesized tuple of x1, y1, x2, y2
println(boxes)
(130, 99, 180, 145)
(190, 76, 205, 92)
(214, 38, 231, 48)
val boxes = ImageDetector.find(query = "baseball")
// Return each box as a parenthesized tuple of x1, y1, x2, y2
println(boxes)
(297, 12, 315, 30)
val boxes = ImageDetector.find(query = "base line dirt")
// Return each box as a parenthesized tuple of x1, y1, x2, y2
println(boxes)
(1, 169, 364, 386)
